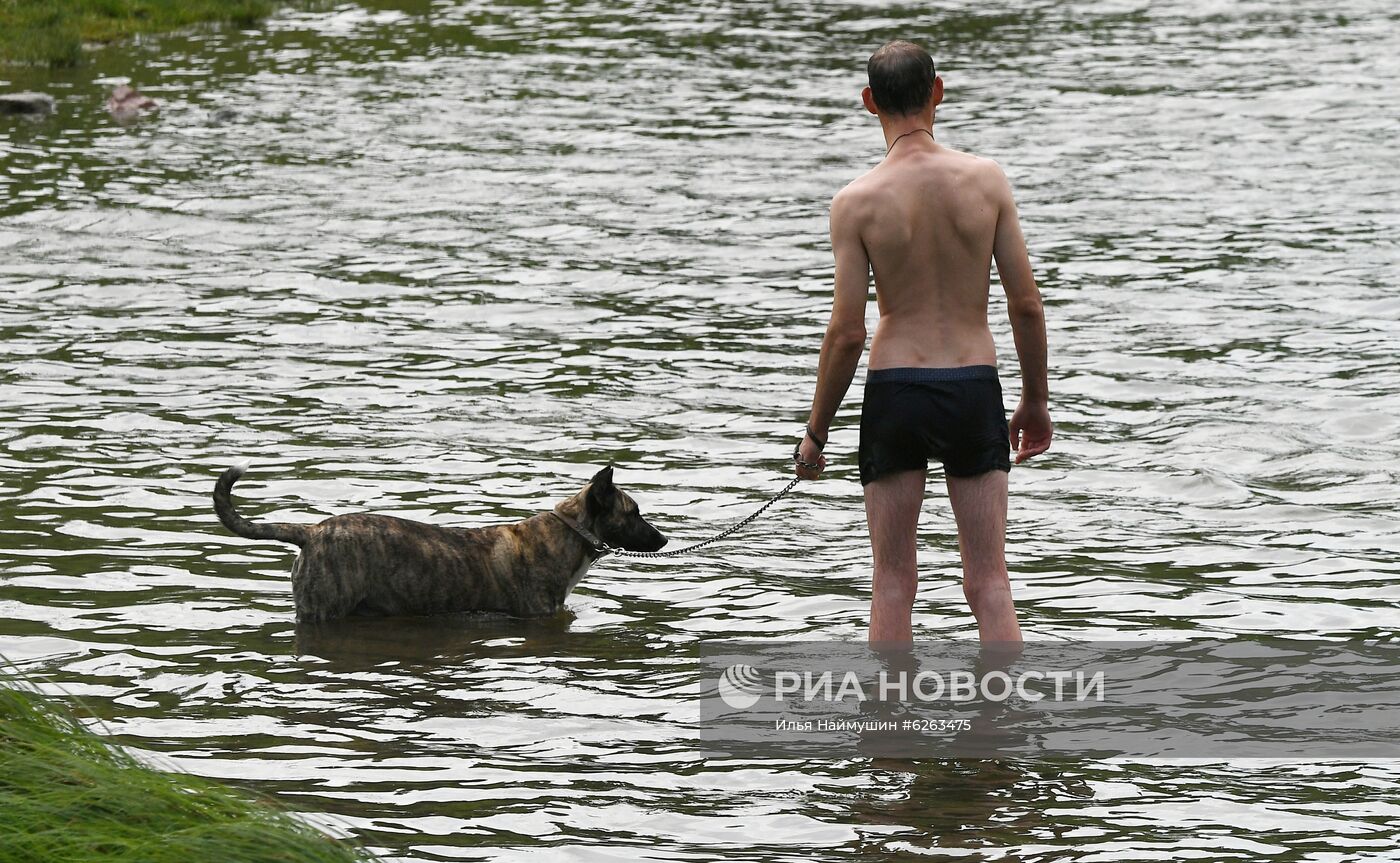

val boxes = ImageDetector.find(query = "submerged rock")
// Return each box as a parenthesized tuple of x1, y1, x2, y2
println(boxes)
(0, 92, 56, 116)
(106, 85, 157, 121)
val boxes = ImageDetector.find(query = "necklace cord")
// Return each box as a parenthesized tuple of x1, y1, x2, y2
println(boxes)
(885, 127, 934, 156)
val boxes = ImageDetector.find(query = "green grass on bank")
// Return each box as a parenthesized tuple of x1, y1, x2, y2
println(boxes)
(0, 0, 272, 67)
(0, 681, 375, 863)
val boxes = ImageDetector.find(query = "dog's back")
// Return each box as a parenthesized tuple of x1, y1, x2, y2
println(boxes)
(290, 513, 530, 622)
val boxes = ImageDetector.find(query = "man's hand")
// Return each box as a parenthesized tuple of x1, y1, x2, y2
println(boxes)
(794, 433, 827, 480)
(1009, 400, 1052, 464)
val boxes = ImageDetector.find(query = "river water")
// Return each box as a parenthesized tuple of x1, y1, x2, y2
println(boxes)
(3, 1, 1398, 860)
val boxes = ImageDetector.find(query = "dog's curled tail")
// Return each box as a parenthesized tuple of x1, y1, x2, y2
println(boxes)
(214, 464, 311, 547)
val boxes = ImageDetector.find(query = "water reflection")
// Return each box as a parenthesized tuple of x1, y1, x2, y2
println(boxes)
(294, 613, 579, 666)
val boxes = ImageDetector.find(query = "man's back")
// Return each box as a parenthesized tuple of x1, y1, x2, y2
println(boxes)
(837, 141, 1006, 370)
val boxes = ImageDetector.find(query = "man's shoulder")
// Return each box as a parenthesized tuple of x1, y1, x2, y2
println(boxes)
(830, 175, 878, 220)
(940, 144, 994, 162)
(834, 170, 878, 199)
(829, 149, 1011, 217)
(940, 147, 1008, 181)
(838, 148, 1006, 190)
(933, 149, 1015, 206)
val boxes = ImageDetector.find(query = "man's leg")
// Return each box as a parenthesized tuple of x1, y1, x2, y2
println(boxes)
(863, 469, 926, 644)
(945, 470, 1022, 642)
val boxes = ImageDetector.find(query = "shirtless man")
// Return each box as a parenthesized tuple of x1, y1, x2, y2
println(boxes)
(795, 41, 1052, 645)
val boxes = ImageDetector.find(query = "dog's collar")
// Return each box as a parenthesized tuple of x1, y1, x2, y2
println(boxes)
(549, 506, 611, 556)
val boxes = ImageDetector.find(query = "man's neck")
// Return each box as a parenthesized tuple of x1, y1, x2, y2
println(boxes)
(880, 115, 936, 154)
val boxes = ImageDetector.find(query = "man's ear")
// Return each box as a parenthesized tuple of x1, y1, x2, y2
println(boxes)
(861, 86, 879, 116)
(931, 75, 944, 109)
(587, 465, 615, 505)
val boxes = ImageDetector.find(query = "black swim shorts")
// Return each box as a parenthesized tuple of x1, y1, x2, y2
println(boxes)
(858, 365, 1011, 486)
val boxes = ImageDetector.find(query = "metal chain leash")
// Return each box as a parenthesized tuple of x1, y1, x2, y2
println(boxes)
(601, 474, 803, 558)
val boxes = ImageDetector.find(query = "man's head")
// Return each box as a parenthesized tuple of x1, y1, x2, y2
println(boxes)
(863, 40, 942, 118)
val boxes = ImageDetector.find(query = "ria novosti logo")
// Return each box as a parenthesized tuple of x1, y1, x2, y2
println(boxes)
(712, 664, 1106, 708)
(716, 663, 765, 709)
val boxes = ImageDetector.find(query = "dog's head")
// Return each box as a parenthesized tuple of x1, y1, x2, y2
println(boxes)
(584, 466, 667, 552)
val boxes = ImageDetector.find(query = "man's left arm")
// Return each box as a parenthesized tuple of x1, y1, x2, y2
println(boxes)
(796, 191, 870, 480)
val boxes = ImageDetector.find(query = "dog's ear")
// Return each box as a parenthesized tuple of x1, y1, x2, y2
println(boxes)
(587, 465, 615, 505)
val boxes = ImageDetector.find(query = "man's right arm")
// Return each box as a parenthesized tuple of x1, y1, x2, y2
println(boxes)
(796, 187, 870, 480)
(990, 162, 1052, 463)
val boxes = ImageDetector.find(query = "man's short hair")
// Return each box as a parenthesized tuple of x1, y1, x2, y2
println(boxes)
(867, 41, 937, 116)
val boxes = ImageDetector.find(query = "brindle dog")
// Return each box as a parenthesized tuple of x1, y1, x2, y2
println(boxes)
(214, 465, 666, 622)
